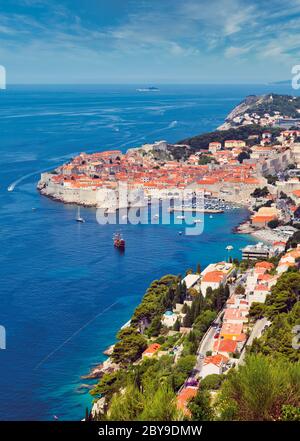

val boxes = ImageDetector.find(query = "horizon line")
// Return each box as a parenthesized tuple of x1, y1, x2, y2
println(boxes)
(2, 81, 292, 86)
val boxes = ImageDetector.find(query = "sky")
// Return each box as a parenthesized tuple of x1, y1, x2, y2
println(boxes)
(0, 0, 300, 84)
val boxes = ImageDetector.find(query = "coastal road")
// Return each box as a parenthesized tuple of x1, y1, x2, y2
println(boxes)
(238, 317, 270, 365)
(229, 273, 248, 295)
(189, 273, 252, 380)
(193, 310, 224, 377)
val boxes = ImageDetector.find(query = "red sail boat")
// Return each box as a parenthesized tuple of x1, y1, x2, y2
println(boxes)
(113, 232, 125, 250)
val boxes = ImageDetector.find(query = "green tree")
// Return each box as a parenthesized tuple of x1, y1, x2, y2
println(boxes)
(248, 302, 266, 320)
(250, 304, 300, 362)
(172, 355, 196, 390)
(251, 186, 269, 198)
(216, 354, 300, 421)
(108, 383, 144, 420)
(268, 219, 279, 229)
(139, 384, 179, 421)
(147, 316, 162, 337)
(91, 370, 125, 403)
(173, 318, 180, 332)
(183, 306, 193, 327)
(200, 374, 225, 390)
(265, 272, 300, 318)
(189, 389, 214, 421)
(237, 151, 250, 163)
(111, 333, 147, 365)
(281, 405, 300, 421)
(182, 303, 188, 314)
(235, 285, 245, 295)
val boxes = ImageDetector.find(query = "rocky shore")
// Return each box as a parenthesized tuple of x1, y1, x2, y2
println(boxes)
(38, 184, 97, 207)
(82, 345, 117, 380)
(235, 218, 287, 245)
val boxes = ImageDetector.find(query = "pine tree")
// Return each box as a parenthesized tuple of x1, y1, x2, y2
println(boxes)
(183, 306, 193, 327)
(173, 284, 182, 305)
(189, 389, 214, 421)
(134, 367, 142, 392)
(173, 318, 180, 332)
(181, 281, 187, 300)
(140, 384, 178, 421)
(182, 303, 188, 314)
(224, 284, 230, 300)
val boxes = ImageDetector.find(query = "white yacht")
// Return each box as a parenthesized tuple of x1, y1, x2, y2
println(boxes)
(76, 206, 85, 223)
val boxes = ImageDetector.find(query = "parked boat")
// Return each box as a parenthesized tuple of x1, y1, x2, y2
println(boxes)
(113, 232, 125, 249)
(76, 206, 85, 223)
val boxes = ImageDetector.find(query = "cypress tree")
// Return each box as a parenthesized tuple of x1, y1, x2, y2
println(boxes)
(182, 303, 188, 314)
(183, 306, 193, 328)
(173, 318, 180, 332)
(224, 284, 230, 300)
(181, 281, 187, 300)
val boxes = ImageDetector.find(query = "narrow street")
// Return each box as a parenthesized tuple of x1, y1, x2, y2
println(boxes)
(192, 272, 254, 379)
(238, 317, 270, 365)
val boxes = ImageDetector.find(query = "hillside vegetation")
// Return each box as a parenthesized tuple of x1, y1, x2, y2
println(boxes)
(179, 125, 281, 151)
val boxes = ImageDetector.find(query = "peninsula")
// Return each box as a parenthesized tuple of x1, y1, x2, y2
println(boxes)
(38, 95, 300, 212)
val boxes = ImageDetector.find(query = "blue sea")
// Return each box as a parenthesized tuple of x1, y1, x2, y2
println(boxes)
(0, 83, 297, 420)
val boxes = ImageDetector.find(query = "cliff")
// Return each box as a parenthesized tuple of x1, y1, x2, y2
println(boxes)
(218, 93, 300, 130)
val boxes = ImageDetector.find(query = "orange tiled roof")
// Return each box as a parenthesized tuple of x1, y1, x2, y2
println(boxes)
(177, 387, 198, 415)
(202, 270, 224, 283)
(213, 339, 238, 353)
(255, 261, 274, 270)
(223, 308, 248, 321)
(142, 343, 161, 355)
(220, 323, 243, 336)
(203, 354, 229, 367)
(252, 215, 275, 223)
(254, 284, 270, 291)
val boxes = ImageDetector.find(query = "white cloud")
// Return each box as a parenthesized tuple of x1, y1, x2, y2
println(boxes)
(0, 0, 300, 82)
(225, 46, 250, 58)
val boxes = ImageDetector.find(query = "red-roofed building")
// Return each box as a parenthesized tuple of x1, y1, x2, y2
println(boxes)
(223, 308, 249, 324)
(201, 270, 226, 294)
(213, 339, 238, 356)
(208, 142, 222, 153)
(177, 387, 198, 416)
(202, 354, 229, 378)
(292, 189, 300, 200)
(254, 261, 274, 272)
(249, 284, 270, 305)
(224, 140, 246, 149)
(220, 323, 244, 340)
(251, 215, 276, 227)
(142, 343, 161, 359)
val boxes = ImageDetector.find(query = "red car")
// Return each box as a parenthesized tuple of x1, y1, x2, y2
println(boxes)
(214, 333, 220, 339)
